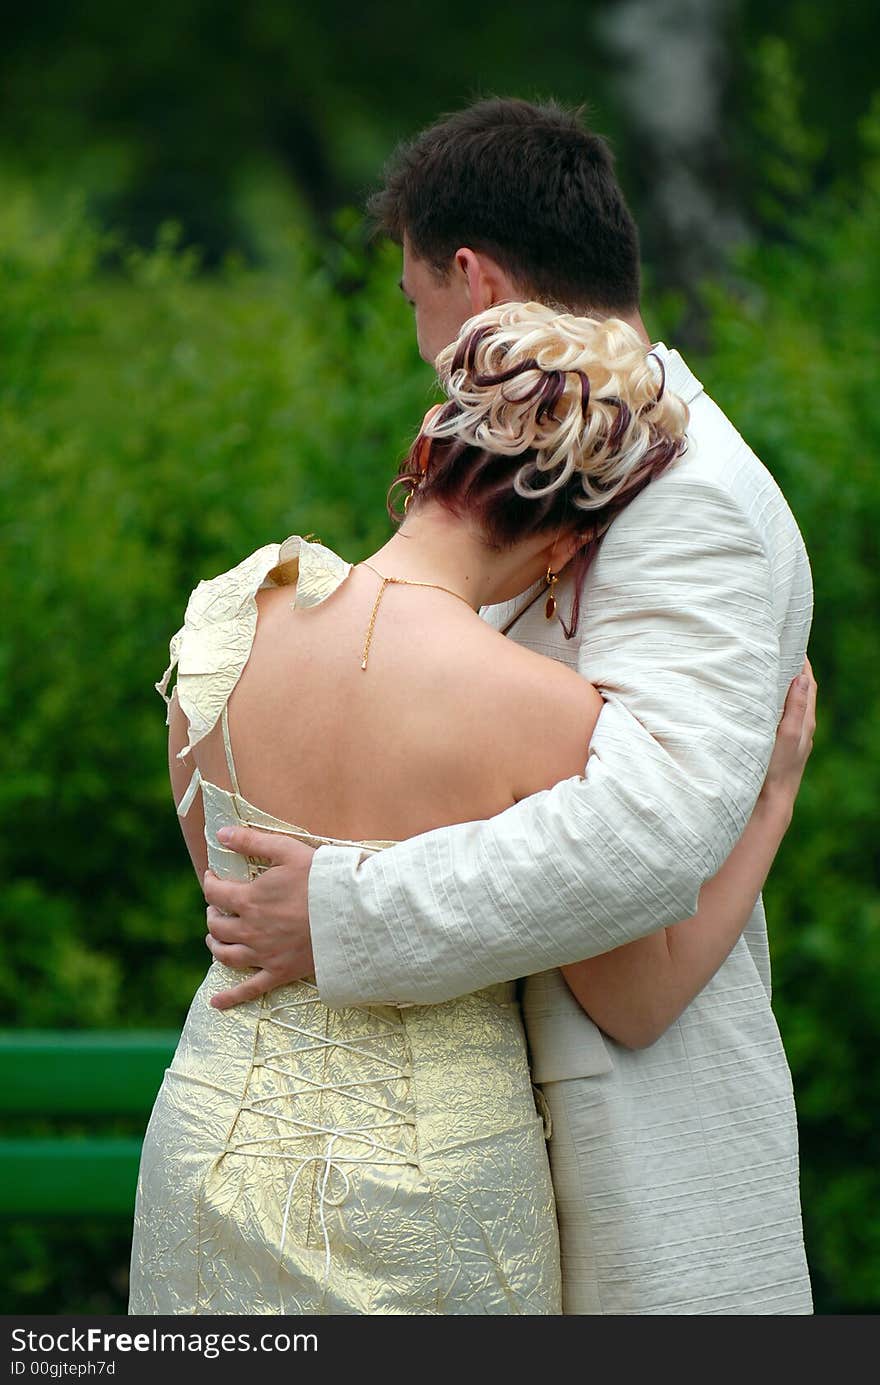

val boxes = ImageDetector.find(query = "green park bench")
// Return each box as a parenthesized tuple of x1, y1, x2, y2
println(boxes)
(0, 1031, 177, 1216)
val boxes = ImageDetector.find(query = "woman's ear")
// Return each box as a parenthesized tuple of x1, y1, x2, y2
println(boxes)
(565, 529, 590, 563)
(414, 403, 444, 475)
(414, 434, 431, 475)
(550, 528, 590, 572)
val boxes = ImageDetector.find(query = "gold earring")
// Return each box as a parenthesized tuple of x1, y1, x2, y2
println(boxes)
(545, 566, 559, 621)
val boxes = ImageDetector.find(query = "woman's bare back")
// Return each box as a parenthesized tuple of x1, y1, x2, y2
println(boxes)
(193, 562, 601, 842)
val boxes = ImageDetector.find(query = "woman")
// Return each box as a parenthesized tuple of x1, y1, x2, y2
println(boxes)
(129, 302, 813, 1315)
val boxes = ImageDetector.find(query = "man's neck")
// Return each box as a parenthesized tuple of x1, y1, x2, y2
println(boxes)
(610, 307, 651, 345)
(525, 294, 652, 347)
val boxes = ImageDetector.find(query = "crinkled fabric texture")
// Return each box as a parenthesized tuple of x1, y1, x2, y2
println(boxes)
(154, 535, 353, 762)
(131, 537, 562, 1316)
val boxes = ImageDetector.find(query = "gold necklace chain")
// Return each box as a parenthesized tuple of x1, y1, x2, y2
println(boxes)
(357, 560, 475, 671)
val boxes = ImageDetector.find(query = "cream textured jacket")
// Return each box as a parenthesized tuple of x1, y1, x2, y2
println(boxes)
(308, 345, 814, 1314)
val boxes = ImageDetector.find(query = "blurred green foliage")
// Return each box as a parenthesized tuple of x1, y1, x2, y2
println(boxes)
(1, 82, 878, 1317)
(2, 2, 877, 280)
(1, 189, 431, 1035)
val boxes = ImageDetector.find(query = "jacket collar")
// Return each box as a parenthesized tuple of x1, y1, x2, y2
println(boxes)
(650, 341, 704, 406)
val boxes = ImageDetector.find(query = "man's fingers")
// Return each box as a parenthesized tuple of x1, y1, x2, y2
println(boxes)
(205, 935, 260, 970)
(206, 906, 250, 944)
(214, 825, 282, 861)
(202, 871, 249, 916)
(209, 970, 275, 1011)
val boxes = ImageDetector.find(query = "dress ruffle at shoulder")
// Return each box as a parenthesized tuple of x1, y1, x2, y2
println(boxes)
(155, 535, 351, 761)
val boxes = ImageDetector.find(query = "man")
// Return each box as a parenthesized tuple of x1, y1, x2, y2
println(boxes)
(202, 98, 814, 1313)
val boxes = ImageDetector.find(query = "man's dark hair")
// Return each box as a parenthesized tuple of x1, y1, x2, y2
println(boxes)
(368, 97, 641, 313)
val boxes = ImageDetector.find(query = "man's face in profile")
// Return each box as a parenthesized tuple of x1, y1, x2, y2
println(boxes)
(399, 233, 472, 366)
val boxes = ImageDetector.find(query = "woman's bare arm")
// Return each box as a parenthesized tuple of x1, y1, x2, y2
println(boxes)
(167, 686, 209, 889)
(561, 662, 817, 1048)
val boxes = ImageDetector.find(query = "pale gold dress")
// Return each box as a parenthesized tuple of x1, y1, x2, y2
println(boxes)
(128, 535, 561, 1315)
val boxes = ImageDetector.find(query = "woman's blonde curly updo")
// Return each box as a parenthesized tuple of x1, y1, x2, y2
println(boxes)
(427, 301, 688, 509)
(388, 300, 689, 637)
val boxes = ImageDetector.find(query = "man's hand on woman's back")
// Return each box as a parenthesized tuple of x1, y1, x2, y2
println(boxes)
(203, 828, 316, 1008)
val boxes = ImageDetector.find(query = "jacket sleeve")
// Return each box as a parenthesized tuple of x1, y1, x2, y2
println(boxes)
(308, 469, 781, 1007)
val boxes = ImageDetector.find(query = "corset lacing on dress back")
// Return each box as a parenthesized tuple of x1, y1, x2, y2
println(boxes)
(188, 703, 420, 1306)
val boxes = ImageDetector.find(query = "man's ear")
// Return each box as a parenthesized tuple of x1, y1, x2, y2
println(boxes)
(454, 248, 519, 313)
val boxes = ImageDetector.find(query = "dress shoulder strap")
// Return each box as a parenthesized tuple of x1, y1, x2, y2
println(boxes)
(155, 541, 284, 766)
(220, 702, 241, 796)
(155, 535, 351, 775)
